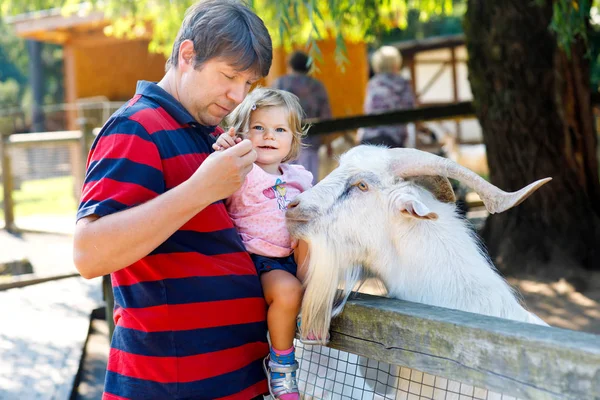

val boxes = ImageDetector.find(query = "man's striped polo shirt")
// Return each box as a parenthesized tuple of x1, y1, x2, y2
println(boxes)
(77, 80, 269, 400)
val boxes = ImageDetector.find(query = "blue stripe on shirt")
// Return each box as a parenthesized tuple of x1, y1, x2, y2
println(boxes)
(113, 275, 264, 308)
(150, 228, 246, 256)
(85, 158, 164, 193)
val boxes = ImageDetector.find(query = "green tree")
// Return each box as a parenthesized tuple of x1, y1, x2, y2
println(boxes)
(463, 1, 600, 272)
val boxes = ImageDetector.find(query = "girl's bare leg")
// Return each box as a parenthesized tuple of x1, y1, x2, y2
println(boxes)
(261, 269, 303, 350)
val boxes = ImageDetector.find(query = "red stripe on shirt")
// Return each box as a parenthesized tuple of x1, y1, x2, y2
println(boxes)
(107, 342, 268, 382)
(115, 298, 266, 332)
(129, 106, 185, 135)
(179, 203, 235, 232)
(215, 380, 268, 400)
(127, 94, 142, 107)
(162, 152, 208, 189)
(90, 133, 162, 171)
(112, 252, 255, 286)
(80, 178, 159, 206)
(102, 393, 130, 400)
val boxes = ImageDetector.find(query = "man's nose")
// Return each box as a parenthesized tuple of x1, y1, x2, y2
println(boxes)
(227, 83, 247, 105)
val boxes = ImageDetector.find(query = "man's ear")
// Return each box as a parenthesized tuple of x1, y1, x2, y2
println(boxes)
(178, 40, 195, 69)
(395, 194, 438, 220)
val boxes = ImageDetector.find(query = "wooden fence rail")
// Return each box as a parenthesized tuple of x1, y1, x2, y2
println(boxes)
(329, 293, 600, 400)
(0, 120, 95, 232)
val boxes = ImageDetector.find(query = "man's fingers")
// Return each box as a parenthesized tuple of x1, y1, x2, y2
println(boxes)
(224, 139, 253, 156)
(239, 148, 257, 167)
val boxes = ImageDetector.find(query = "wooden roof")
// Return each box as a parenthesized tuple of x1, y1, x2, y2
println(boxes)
(6, 6, 109, 44)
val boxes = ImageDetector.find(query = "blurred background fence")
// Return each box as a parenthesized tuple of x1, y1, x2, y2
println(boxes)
(0, 99, 121, 232)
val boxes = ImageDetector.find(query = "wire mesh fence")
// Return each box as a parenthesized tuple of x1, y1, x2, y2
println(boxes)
(295, 342, 521, 400)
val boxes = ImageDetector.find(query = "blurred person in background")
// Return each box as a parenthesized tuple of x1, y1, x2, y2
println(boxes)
(273, 51, 331, 181)
(358, 45, 416, 148)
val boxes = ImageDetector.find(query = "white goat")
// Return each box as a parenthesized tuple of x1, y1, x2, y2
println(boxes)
(287, 145, 550, 344)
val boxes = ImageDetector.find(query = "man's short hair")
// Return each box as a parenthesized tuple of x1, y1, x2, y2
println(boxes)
(288, 51, 310, 74)
(167, 0, 272, 78)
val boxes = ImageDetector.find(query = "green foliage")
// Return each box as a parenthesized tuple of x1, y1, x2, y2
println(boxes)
(1, 0, 599, 86)
(548, 0, 593, 57)
(377, 6, 463, 45)
(2, 0, 455, 65)
(0, 78, 19, 106)
(0, 22, 26, 89)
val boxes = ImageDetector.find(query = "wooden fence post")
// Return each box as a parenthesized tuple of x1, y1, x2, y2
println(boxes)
(74, 118, 93, 200)
(1, 133, 16, 231)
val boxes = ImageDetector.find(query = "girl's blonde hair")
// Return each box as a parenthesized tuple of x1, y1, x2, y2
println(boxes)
(223, 87, 308, 162)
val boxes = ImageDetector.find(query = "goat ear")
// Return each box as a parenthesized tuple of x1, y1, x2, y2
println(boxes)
(396, 195, 439, 220)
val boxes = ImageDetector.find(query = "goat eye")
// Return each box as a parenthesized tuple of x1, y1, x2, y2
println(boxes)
(356, 181, 369, 192)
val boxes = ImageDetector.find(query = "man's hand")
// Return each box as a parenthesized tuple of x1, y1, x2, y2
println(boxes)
(192, 138, 256, 202)
(212, 127, 243, 151)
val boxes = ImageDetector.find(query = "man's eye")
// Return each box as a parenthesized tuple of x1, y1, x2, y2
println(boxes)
(223, 73, 234, 80)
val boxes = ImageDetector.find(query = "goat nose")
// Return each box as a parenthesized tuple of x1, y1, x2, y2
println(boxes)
(287, 199, 300, 209)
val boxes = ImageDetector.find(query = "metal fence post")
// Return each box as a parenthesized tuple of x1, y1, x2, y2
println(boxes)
(1, 133, 16, 231)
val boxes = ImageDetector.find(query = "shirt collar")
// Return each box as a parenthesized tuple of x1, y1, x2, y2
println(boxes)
(134, 80, 218, 132)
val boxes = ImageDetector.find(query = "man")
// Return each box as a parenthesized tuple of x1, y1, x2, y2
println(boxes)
(73, 1, 272, 399)
(273, 51, 331, 181)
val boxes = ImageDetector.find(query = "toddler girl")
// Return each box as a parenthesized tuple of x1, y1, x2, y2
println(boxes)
(214, 87, 312, 400)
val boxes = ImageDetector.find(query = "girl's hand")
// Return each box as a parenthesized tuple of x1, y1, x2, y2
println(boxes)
(212, 127, 243, 151)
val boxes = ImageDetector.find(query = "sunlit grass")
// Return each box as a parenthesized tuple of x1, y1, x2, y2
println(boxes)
(0, 176, 77, 219)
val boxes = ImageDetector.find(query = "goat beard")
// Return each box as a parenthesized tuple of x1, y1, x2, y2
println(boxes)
(299, 233, 363, 344)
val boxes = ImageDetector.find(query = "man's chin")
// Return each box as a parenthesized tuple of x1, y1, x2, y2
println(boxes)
(197, 114, 223, 127)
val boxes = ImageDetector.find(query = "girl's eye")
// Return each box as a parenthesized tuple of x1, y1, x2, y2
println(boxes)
(252, 125, 263, 131)
(276, 128, 286, 132)
(356, 181, 369, 192)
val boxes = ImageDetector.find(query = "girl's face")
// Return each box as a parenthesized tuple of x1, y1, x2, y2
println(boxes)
(246, 105, 294, 175)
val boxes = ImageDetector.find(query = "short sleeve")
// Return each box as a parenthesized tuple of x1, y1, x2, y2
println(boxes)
(286, 164, 314, 190)
(76, 117, 165, 221)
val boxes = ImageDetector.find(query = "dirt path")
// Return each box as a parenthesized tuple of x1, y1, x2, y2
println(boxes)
(509, 272, 600, 334)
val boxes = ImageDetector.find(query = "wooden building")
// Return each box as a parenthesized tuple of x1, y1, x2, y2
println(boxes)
(9, 6, 369, 129)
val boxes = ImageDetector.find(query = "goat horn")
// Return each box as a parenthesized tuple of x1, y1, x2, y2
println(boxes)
(410, 176, 456, 203)
(389, 148, 552, 214)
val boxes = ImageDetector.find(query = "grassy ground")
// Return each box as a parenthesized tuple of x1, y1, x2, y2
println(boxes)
(0, 176, 77, 219)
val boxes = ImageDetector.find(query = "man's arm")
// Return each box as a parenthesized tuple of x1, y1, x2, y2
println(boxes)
(73, 140, 256, 279)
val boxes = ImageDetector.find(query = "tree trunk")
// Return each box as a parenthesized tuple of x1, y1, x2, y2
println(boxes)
(464, 1, 600, 273)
